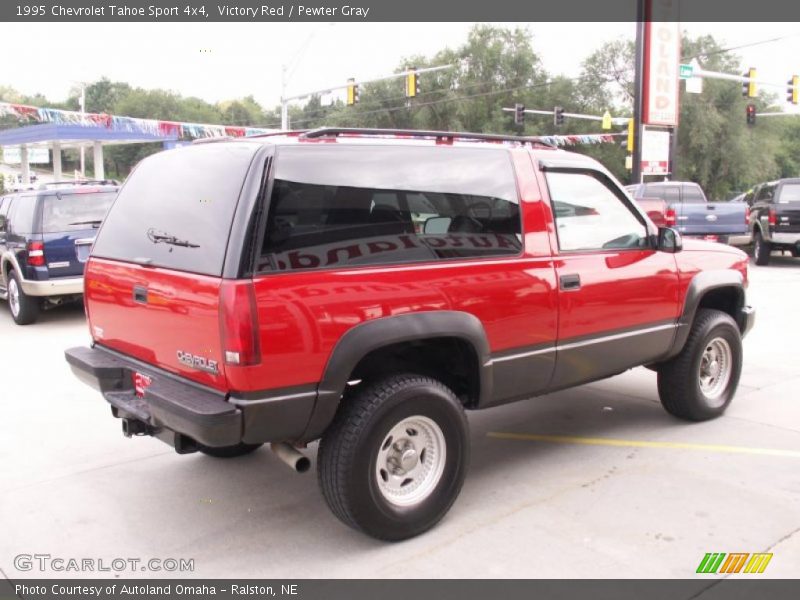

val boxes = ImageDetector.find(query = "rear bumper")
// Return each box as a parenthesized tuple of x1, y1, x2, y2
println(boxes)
(21, 276, 83, 297)
(769, 232, 800, 246)
(65, 345, 241, 448)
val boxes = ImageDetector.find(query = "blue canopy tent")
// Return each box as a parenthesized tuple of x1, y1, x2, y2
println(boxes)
(0, 123, 179, 184)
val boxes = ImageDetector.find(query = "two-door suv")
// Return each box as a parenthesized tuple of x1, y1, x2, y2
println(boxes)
(66, 128, 755, 540)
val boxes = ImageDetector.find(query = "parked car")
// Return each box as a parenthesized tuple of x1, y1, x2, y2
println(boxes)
(0, 182, 118, 324)
(725, 191, 754, 247)
(746, 179, 800, 265)
(627, 181, 749, 242)
(65, 129, 754, 541)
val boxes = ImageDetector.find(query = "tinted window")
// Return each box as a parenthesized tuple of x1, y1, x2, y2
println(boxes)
(92, 143, 259, 276)
(0, 197, 10, 233)
(259, 145, 521, 272)
(682, 184, 706, 203)
(758, 185, 776, 202)
(546, 172, 648, 251)
(778, 183, 800, 204)
(643, 184, 680, 202)
(42, 191, 117, 233)
(7, 195, 37, 234)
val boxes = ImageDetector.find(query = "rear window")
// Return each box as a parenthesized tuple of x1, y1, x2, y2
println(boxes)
(92, 143, 259, 276)
(682, 184, 706, 203)
(778, 183, 800, 204)
(41, 191, 117, 233)
(643, 185, 680, 202)
(258, 145, 521, 272)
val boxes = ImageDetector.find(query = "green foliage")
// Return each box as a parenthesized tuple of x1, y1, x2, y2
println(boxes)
(1, 25, 798, 193)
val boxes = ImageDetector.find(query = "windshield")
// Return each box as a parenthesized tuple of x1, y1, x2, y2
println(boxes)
(42, 191, 117, 233)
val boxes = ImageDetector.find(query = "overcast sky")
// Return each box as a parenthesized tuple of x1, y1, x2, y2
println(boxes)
(4, 22, 800, 118)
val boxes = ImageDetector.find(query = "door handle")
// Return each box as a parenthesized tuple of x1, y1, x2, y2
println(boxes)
(133, 286, 148, 304)
(560, 273, 581, 291)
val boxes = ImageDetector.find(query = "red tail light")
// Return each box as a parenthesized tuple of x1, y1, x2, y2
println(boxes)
(744, 206, 751, 225)
(768, 207, 777, 227)
(219, 280, 261, 366)
(26, 241, 45, 266)
(665, 208, 677, 227)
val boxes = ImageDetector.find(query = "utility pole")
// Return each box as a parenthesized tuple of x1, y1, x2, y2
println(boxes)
(631, 3, 646, 184)
(280, 64, 289, 130)
(79, 83, 86, 178)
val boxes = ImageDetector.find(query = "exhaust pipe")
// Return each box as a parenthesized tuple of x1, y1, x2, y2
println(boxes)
(270, 442, 310, 473)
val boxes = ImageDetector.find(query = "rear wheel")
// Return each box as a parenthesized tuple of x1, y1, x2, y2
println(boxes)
(196, 442, 262, 458)
(318, 373, 469, 541)
(6, 270, 40, 325)
(753, 230, 771, 265)
(657, 309, 742, 421)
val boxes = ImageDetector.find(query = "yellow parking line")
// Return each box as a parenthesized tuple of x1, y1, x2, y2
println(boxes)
(487, 432, 800, 458)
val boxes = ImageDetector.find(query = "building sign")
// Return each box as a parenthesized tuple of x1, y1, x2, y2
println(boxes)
(2, 146, 50, 164)
(642, 2, 681, 126)
(640, 129, 671, 175)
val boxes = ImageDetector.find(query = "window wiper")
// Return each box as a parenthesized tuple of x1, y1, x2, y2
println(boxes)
(146, 228, 200, 248)
(68, 219, 103, 228)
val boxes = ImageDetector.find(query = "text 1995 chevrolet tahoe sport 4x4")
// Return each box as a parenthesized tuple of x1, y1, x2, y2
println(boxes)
(66, 128, 755, 540)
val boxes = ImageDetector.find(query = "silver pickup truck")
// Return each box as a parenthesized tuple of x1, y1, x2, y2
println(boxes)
(627, 181, 749, 242)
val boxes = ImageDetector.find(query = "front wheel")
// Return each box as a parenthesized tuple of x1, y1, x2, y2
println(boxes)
(317, 373, 469, 541)
(657, 309, 743, 421)
(753, 230, 771, 265)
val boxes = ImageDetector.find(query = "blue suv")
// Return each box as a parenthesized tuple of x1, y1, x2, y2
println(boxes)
(0, 182, 118, 325)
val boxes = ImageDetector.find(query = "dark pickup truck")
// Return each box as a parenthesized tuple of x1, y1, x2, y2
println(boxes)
(748, 179, 800, 265)
(627, 181, 749, 242)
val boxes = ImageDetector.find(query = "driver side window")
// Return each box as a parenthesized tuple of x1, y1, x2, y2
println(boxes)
(546, 172, 648, 252)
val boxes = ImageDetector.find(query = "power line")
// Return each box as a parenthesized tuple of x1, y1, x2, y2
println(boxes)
(682, 33, 800, 62)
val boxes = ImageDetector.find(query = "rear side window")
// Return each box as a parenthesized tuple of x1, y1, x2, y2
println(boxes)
(7, 195, 37, 234)
(778, 183, 800, 204)
(92, 143, 259, 276)
(258, 145, 521, 272)
(758, 185, 776, 203)
(41, 191, 117, 233)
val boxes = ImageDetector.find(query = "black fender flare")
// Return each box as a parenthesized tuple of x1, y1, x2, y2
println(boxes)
(666, 269, 745, 359)
(300, 311, 492, 441)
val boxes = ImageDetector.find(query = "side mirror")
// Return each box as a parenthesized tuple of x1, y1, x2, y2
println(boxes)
(423, 216, 452, 234)
(657, 227, 683, 253)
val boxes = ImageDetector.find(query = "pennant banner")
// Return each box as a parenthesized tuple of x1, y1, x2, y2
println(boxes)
(0, 101, 277, 139)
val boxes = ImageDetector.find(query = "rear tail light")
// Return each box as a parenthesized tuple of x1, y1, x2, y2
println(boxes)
(744, 206, 750, 225)
(219, 280, 261, 366)
(768, 207, 777, 227)
(26, 241, 45, 266)
(665, 208, 677, 227)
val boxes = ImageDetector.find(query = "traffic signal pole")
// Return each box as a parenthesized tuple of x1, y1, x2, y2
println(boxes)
(632, 8, 646, 184)
(279, 64, 454, 130)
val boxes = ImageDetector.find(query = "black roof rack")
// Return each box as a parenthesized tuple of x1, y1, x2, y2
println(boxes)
(301, 127, 558, 148)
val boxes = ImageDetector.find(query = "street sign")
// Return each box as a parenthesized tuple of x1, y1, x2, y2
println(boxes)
(679, 64, 694, 79)
(640, 129, 670, 175)
(2, 146, 50, 164)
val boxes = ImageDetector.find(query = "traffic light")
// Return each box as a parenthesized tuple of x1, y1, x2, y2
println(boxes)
(554, 106, 564, 126)
(788, 75, 798, 105)
(514, 103, 525, 126)
(405, 67, 419, 99)
(742, 67, 757, 98)
(346, 78, 359, 106)
(746, 103, 756, 126)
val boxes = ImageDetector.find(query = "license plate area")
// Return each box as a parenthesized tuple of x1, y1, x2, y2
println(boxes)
(132, 371, 153, 399)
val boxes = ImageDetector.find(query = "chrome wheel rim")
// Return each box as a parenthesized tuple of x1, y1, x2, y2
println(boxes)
(375, 415, 446, 507)
(8, 277, 20, 317)
(698, 337, 733, 405)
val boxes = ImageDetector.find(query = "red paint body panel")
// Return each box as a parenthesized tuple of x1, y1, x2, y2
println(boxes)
(84, 258, 227, 390)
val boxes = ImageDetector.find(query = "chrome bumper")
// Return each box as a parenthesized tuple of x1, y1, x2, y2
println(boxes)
(20, 277, 84, 297)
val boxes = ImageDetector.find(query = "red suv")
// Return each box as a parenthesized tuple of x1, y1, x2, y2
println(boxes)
(66, 128, 755, 540)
